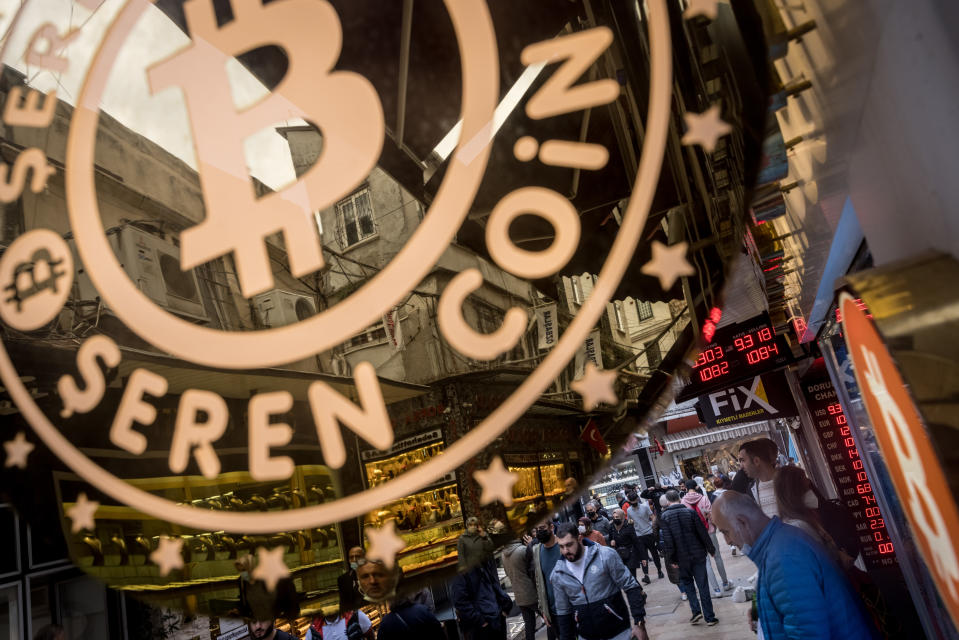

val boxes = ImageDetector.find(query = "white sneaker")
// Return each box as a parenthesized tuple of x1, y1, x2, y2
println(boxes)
(681, 593, 688, 601)
(723, 582, 734, 591)
(712, 589, 723, 598)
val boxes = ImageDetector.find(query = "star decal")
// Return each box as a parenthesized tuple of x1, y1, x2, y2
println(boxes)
(641, 241, 696, 290)
(66, 492, 99, 533)
(684, 0, 725, 20)
(570, 363, 618, 411)
(681, 104, 732, 153)
(150, 536, 185, 576)
(252, 546, 290, 592)
(474, 456, 519, 507)
(4, 431, 34, 469)
(366, 520, 407, 569)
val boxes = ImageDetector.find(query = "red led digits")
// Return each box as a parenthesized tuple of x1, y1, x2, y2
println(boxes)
(698, 361, 729, 382)
(819, 398, 895, 564)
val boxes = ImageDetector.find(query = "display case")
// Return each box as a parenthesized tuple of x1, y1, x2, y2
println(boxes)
(362, 483, 463, 574)
(55, 464, 343, 615)
(589, 461, 641, 510)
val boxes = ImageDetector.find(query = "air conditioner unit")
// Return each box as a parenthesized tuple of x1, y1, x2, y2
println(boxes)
(71, 225, 209, 323)
(253, 289, 317, 328)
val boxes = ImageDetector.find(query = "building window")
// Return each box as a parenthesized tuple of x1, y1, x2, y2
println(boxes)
(614, 302, 626, 332)
(571, 277, 583, 304)
(645, 340, 661, 369)
(637, 300, 653, 321)
(336, 188, 376, 247)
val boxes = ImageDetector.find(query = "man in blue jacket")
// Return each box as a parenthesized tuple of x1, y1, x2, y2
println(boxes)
(712, 491, 878, 639)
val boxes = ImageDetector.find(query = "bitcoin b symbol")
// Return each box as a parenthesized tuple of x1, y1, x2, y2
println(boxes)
(147, 0, 385, 297)
(0, 229, 73, 331)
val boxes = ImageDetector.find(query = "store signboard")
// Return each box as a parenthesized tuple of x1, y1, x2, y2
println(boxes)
(697, 370, 797, 428)
(677, 313, 793, 401)
(800, 369, 895, 571)
(361, 429, 443, 461)
(842, 293, 959, 625)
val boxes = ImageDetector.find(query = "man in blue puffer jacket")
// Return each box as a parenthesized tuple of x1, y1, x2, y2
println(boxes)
(712, 491, 878, 639)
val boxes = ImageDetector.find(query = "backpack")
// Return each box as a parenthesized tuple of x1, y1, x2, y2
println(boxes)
(310, 611, 363, 640)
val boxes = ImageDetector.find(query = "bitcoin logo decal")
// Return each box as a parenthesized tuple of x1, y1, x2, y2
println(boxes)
(0, 230, 73, 331)
(147, 0, 384, 297)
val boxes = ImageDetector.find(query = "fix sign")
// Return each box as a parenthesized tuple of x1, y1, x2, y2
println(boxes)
(841, 292, 959, 627)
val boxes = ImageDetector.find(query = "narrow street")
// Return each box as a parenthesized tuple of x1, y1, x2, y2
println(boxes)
(507, 542, 754, 640)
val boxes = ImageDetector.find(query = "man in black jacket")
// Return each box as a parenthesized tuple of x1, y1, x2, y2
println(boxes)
(605, 508, 637, 573)
(660, 490, 718, 626)
(451, 560, 514, 640)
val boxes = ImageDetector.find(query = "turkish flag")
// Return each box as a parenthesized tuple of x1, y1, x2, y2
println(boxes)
(581, 419, 608, 455)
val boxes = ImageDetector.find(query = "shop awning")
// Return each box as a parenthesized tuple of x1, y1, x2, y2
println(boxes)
(664, 422, 769, 452)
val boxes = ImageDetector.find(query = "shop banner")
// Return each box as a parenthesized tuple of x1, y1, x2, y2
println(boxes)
(841, 293, 959, 628)
(383, 306, 403, 350)
(573, 329, 603, 379)
(536, 303, 558, 350)
(697, 370, 797, 428)
(360, 428, 443, 460)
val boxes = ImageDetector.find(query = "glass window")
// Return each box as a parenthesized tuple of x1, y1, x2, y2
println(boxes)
(571, 277, 583, 304)
(637, 300, 654, 321)
(645, 339, 662, 369)
(0, 583, 21, 640)
(336, 188, 376, 247)
(614, 302, 626, 332)
(57, 576, 108, 640)
(0, 506, 19, 578)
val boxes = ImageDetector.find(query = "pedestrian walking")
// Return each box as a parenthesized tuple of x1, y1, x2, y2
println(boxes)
(659, 489, 718, 626)
(578, 516, 607, 545)
(606, 507, 638, 575)
(529, 521, 562, 640)
(585, 501, 612, 538)
(737, 438, 780, 517)
(451, 560, 514, 640)
(549, 523, 649, 640)
(501, 537, 539, 640)
(625, 490, 663, 584)
(712, 492, 879, 640)
(457, 516, 496, 571)
(681, 478, 732, 598)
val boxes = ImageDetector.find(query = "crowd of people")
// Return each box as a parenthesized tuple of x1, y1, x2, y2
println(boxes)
(230, 437, 882, 640)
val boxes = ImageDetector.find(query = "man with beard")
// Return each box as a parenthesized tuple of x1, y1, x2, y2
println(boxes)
(549, 523, 648, 640)
(247, 618, 295, 640)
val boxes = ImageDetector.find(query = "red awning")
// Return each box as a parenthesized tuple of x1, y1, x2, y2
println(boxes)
(667, 414, 702, 434)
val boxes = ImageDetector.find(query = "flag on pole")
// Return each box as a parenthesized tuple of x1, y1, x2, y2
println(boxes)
(580, 418, 608, 455)
(383, 307, 403, 351)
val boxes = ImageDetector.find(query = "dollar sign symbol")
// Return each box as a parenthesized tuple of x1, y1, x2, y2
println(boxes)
(148, 0, 384, 297)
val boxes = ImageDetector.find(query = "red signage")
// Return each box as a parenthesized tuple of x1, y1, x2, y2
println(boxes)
(842, 293, 959, 627)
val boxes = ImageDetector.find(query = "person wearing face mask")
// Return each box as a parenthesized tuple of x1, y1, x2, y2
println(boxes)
(585, 501, 612, 539)
(774, 465, 863, 568)
(626, 491, 662, 584)
(577, 516, 607, 545)
(712, 491, 879, 640)
(458, 516, 496, 571)
(528, 522, 562, 640)
(605, 508, 638, 575)
(338, 546, 367, 613)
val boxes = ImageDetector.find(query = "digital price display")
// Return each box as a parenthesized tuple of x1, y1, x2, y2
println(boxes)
(803, 375, 896, 570)
(678, 314, 793, 400)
